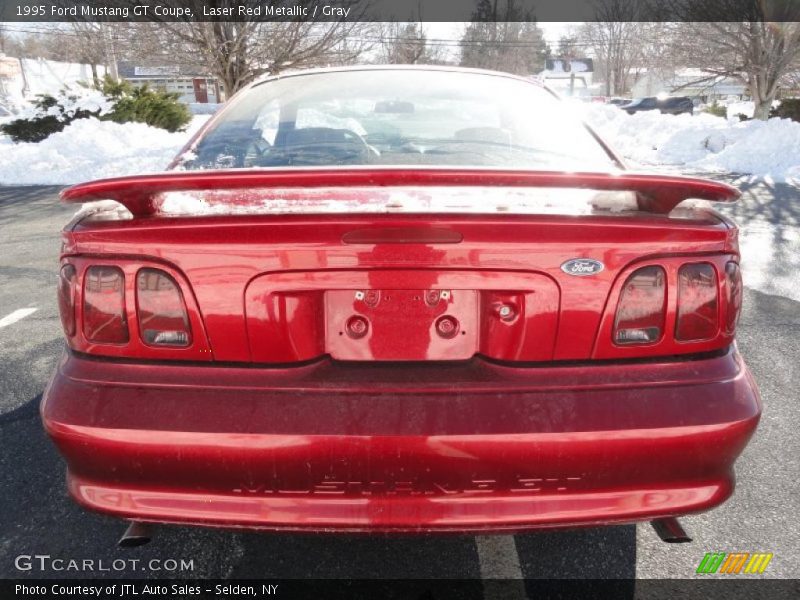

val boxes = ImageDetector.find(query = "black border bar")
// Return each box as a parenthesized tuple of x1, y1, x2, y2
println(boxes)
(4, 578, 800, 600)
(2, 0, 800, 23)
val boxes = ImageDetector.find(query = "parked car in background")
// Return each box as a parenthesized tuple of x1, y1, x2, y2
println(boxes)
(43, 66, 759, 544)
(607, 97, 631, 106)
(622, 96, 694, 115)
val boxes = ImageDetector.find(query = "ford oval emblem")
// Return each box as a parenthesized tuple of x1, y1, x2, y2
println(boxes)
(561, 258, 605, 276)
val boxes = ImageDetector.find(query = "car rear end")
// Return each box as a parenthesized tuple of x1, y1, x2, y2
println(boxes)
(41, 67, 760, 533)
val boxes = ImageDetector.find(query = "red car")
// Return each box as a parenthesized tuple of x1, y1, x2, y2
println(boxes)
(42, 66, 760, 545)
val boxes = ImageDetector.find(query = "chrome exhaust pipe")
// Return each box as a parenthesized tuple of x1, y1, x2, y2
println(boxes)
(651, 518, 692, 543)
(118, 521, 153, 548)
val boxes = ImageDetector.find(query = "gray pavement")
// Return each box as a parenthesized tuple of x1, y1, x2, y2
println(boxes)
(0, 181, 798, 585)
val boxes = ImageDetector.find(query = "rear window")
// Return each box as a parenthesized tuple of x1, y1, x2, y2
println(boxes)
(182, 69, 616, 172)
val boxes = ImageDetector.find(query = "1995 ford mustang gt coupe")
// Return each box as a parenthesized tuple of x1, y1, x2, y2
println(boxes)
(42, 66, 760, 545)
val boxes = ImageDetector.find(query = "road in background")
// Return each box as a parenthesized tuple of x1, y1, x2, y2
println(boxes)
(1, 182, 798, 584)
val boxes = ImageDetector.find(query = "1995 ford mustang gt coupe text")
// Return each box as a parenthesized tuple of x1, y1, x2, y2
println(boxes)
(42, 66, 760, 544)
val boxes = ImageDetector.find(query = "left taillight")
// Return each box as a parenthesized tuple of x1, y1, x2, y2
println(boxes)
(57, 264, 77, 337)
(58, 258, 210, 360)
(83, 265, 129, 344)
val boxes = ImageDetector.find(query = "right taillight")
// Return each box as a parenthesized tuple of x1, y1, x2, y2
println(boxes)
(676, 263, 719, 341)
(724, 262, 742, 334)
(136, 268, 192, 347)
(613, 266, 667, 345)
(83, 266, 129, 343)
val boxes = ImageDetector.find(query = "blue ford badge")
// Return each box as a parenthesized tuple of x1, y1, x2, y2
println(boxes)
(561, 258, 604, 276)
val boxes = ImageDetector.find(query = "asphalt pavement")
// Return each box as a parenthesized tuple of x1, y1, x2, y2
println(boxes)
(0, 181, 798, 588)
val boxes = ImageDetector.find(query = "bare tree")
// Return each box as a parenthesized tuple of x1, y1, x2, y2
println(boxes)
(0, 32, 63, 61)
(379, 22, 443, 65)
(459, 0, 549, 75)
(128, 1, 376, 98)
(554, 35, 582, 60)
(665, 18, 800, 119)
(59, 23, 127, 85)
(574, 0, 664, 97)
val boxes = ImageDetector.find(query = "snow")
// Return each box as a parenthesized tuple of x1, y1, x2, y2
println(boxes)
(14, 87, 115, 121)
(581, 103, 800, 184)
(0, 116, 209, 185)
(72, 199, 133, 221)
(725, 101, 754, 119)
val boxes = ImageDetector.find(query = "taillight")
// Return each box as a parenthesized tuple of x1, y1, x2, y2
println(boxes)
(724, 262, 742, 334)
(57, 264, 77, 336)
(676, 263, 719, 341)
(613, 266, 666, 344)
(83, 266, 129, 343)
(136, 268, 191, 347)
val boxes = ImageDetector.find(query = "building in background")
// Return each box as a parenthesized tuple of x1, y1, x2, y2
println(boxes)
(117, 62, 223, 104)
(538, 58, 597, 98)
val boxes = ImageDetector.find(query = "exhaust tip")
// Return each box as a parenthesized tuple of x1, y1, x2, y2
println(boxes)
(118, 521, 153, 548)
(651, 518, 692, 543)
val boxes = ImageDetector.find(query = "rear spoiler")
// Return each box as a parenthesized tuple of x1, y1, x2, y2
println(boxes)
(61, 169, 740, 218)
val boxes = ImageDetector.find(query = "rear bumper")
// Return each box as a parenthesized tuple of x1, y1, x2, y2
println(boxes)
(41, 347, 761, 533)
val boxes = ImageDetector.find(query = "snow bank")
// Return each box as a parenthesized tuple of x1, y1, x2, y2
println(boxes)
(582, 103, 800, 184)
(0, 116, 209, 185)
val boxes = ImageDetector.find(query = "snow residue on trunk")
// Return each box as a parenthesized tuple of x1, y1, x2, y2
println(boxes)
(158, 187, 639, 217)
(582, 104, 800, 184)
(72, 199, 133, 220)
(0, 116, 209, 185)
